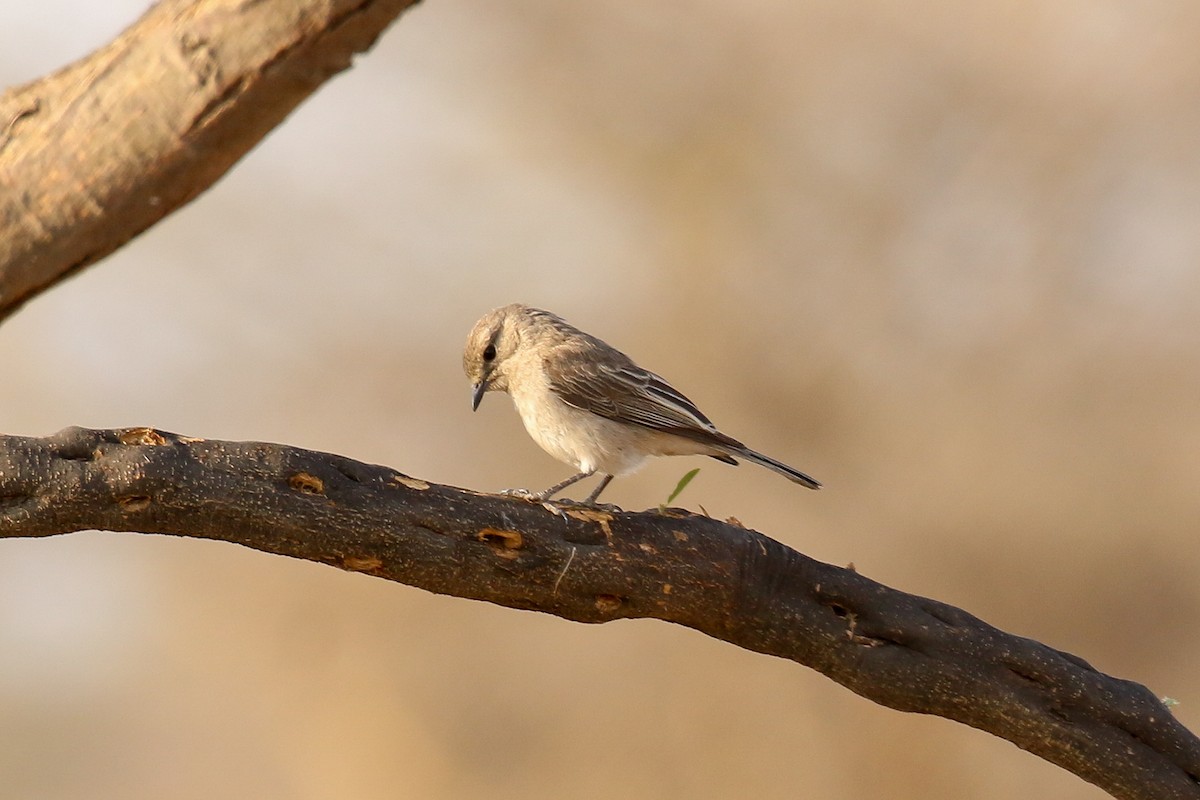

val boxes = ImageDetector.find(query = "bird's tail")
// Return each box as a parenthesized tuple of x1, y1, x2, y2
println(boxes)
(725, 446, 822, 490)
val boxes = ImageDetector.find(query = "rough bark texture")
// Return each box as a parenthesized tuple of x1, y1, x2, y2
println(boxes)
(2, 2, 1198, 798)
(0, 0, 421, 323)
(0, 426, 1196, 800)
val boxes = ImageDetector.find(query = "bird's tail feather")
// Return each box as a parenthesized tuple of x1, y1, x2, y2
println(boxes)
(727, 447, 822, 490)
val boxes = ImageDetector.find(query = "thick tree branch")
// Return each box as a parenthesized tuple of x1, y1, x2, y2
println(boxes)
(0, 427, 1196, 800)
(0, 0, 421, 323)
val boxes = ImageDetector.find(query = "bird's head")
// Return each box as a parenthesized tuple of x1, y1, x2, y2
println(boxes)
(462, 304, 530, 410)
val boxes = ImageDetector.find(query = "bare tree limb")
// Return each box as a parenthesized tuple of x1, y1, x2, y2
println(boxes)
(2, 4, 1197, 797)
(0, 0, 421, 323)
(0, 426, 1196, 800)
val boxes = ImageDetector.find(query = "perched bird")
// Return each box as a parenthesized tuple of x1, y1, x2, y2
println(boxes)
(463, 304, 821, 504)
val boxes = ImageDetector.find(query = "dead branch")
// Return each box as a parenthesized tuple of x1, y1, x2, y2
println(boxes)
(1, 426, 1196, 800)
(0, 0, 421, 323)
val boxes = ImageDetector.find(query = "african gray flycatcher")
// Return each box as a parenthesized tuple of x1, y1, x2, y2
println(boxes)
(463, 304, 821, 504)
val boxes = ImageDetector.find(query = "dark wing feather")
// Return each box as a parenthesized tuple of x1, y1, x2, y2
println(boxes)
(547, 348, 742, 453)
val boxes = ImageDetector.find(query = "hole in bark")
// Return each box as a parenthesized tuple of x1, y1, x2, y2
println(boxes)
(594, 595, 623, 614)
(117, 495, 151, 512)
(288, 472, 325, 495)
(478, 528, 523, 557)
(343, 555, 383, 572)
(119, 428, 168, 446)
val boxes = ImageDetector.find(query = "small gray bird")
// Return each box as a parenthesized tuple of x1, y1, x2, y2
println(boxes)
(463, 304, 821, 504)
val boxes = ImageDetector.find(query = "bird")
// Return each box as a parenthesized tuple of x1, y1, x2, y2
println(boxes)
(462, 303, 821, 505)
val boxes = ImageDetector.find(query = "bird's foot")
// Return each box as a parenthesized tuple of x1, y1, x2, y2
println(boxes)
(499, 487, 543, 502)
(499, 487, 570, 518)
(498, 488, 621, 515)
(540, 501, 571, 520)
(542, 496, 623, 514)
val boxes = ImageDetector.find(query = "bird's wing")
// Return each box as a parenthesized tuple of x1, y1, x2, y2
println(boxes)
(547, 351, 742, 451)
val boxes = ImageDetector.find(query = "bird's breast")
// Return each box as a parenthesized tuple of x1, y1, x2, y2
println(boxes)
(508, 368, 649, 476)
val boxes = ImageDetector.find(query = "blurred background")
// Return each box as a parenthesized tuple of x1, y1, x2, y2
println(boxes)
(3, 1, 1199, 797)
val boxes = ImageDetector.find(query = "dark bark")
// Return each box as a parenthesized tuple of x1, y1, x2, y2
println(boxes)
(1, 3, 1197, 796)
(0, 426, 1196, 800)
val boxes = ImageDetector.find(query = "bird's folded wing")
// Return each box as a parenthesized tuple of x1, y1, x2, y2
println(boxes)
(548, 359, 741, 450)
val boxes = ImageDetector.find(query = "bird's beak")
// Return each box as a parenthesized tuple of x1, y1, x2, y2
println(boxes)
(471, 378, 489, 411)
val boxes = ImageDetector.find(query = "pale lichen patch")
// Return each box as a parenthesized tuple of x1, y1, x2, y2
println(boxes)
(393, 475, 430, 490)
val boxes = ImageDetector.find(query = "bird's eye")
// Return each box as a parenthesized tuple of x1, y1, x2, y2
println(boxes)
(483, 344, 497, 362)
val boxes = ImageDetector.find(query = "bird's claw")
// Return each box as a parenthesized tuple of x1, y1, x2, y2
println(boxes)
(499, 487, 543, 502)
(542, 496, 623, 514)
(498, 488, 622, 515)
(541, 502, 570, 520)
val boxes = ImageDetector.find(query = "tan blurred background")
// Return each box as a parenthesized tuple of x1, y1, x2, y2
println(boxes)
(3, 1, 1199, 797)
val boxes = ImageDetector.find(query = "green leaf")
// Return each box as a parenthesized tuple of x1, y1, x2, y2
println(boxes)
(665, 468, 700, 505)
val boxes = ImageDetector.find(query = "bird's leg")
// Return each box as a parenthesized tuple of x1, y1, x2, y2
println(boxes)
(582, 474, 614, 504)
(514, 471, 621, 514)
(535, 470, 595, 501)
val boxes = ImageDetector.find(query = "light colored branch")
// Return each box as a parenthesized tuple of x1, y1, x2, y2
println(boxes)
(0, 0, 421, 322)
